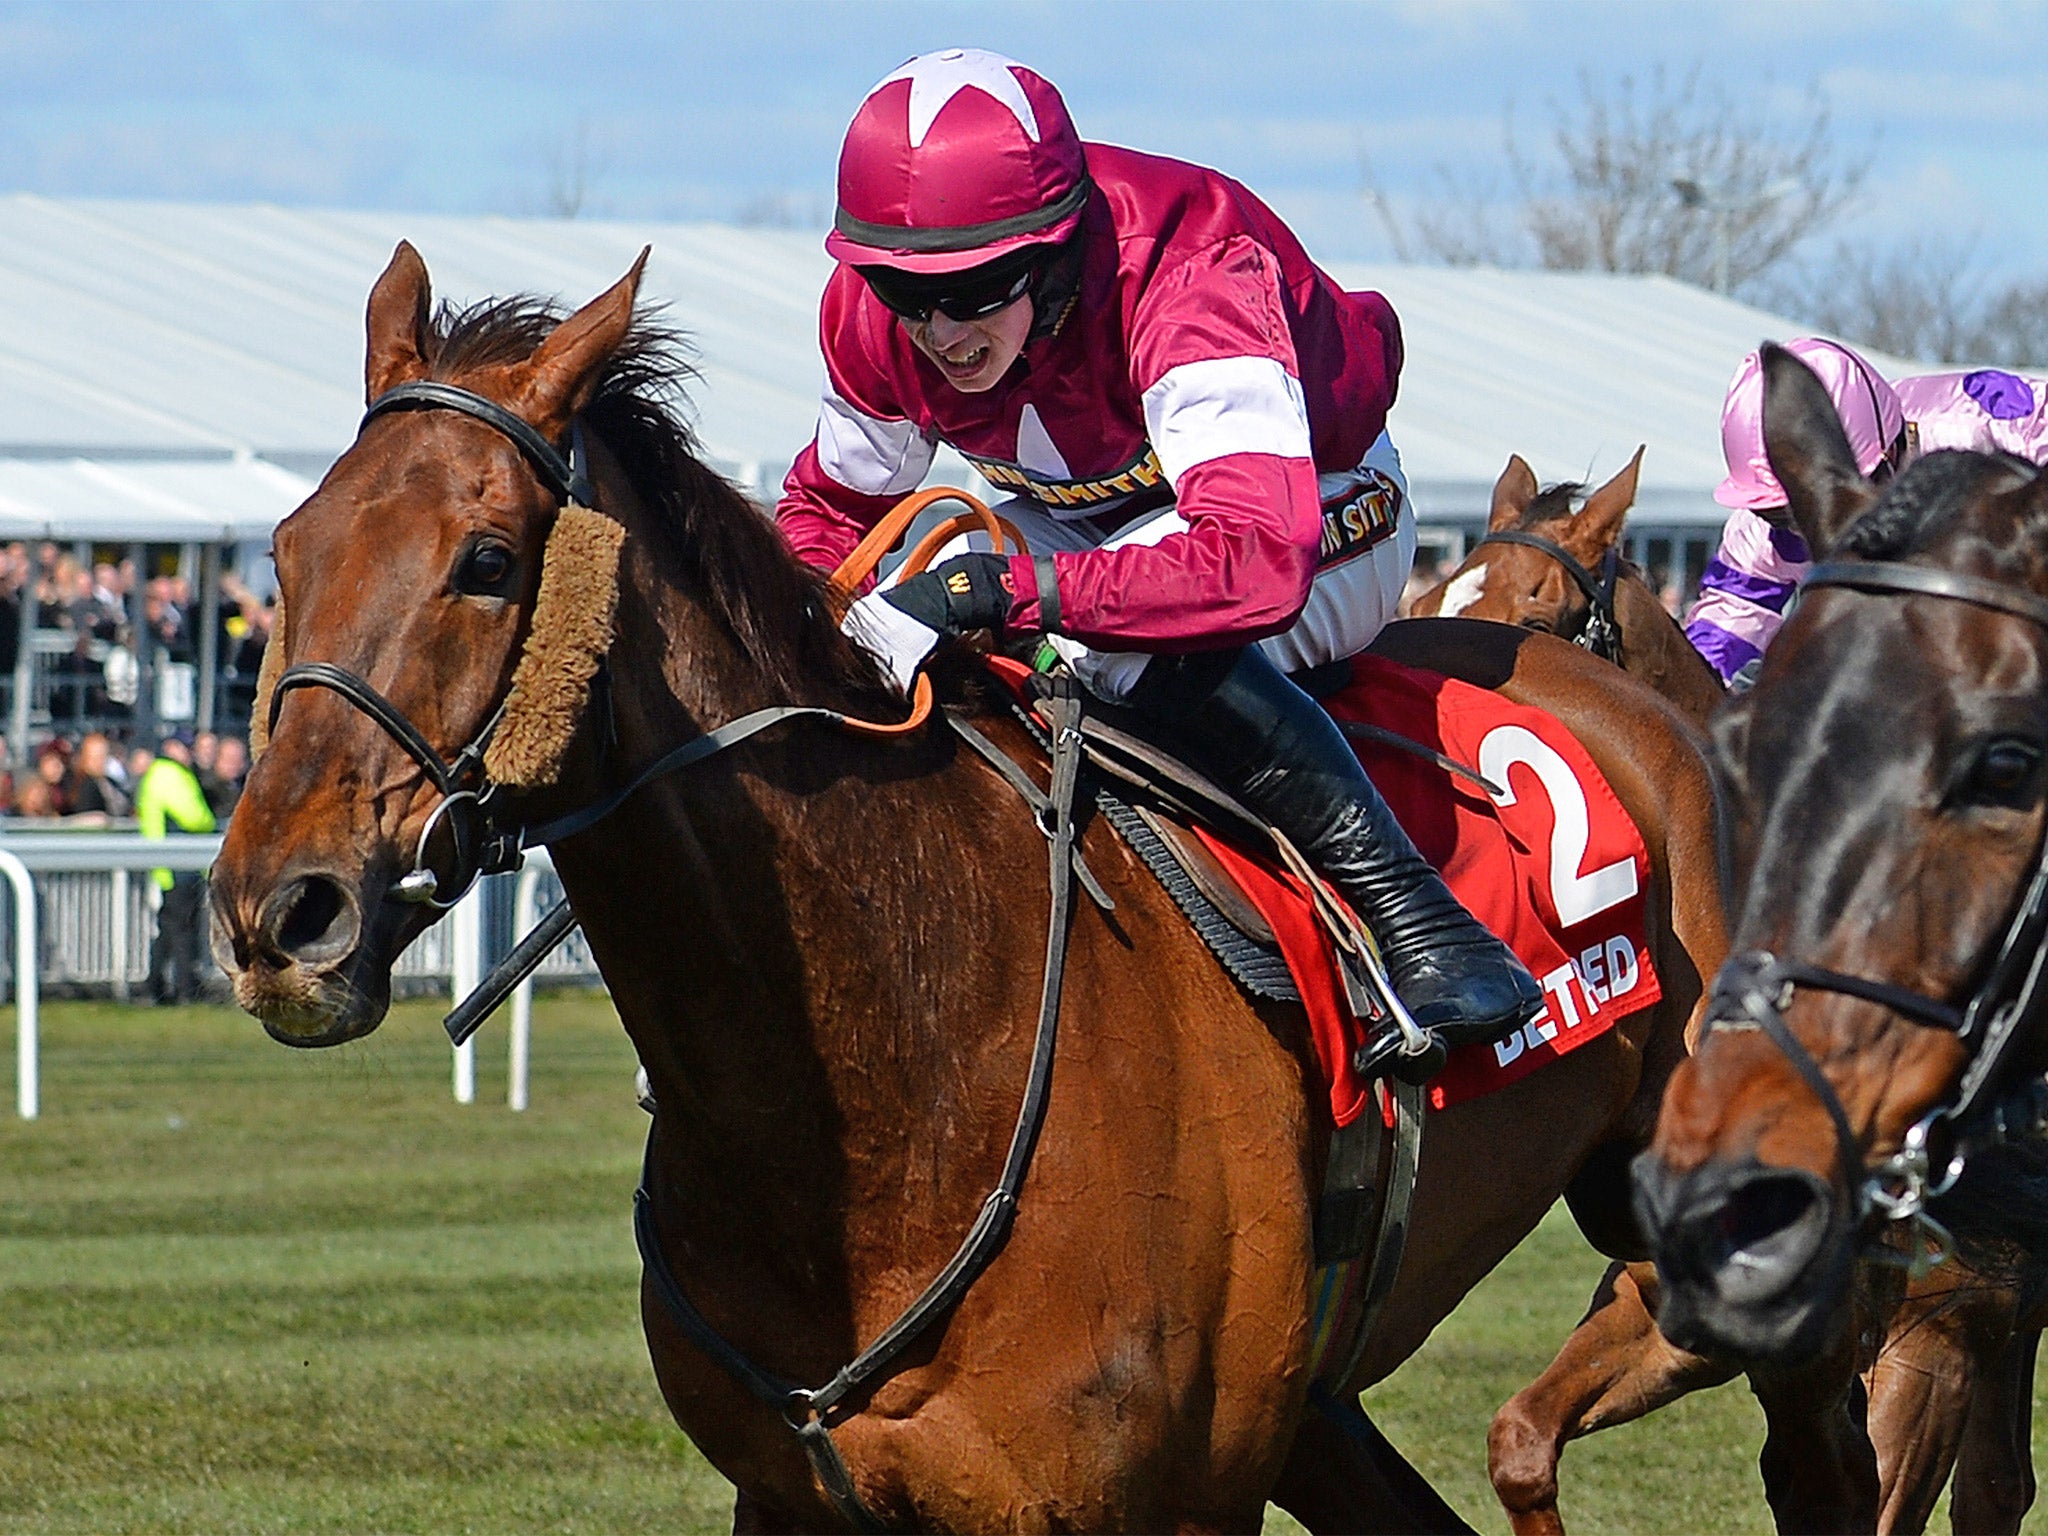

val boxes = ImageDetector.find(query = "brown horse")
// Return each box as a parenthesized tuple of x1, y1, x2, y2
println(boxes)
(210, 246, 1733, 1532)
(1411, 450, 1725, 724)
(1635, 346, 2048, 1532)
(1427, 453, 2046, 1532)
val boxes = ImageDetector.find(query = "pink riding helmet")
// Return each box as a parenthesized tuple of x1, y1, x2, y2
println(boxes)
(1715, 337, 1905, 510)
(825, 48, 1091, 275)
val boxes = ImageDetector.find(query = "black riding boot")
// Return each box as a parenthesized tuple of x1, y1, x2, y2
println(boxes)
(1126, 647, 1543, 1051)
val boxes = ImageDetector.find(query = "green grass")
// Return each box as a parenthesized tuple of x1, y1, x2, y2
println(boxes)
(0, 998, 2027, 1532)
(0, 996, 730, 1535)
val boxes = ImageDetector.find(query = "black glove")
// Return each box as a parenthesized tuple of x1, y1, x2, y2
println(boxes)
(880, 552, 1016, 636)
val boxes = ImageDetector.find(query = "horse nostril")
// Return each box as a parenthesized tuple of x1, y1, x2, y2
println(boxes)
(260, 875, 361, 967)
(1717, 1172, 1820, 1256)
(1662, 1166, 1834, 1307)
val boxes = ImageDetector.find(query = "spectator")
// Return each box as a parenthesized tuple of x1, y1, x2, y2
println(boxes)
(90, 562, 124, 637)
(29, 739, 72, 817)
(125, 742, 154, 787)
(69, 732, 131, 818)
(137, 729, 215, 1004)
(203, 735, 247, 821)
(102, 627, 140, 716)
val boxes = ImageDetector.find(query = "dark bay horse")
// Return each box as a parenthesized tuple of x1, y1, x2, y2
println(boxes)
(1635, 345, 2048, 1532)
(1426, 451, 2046, 1532)
(211, 246, 1732, 1532)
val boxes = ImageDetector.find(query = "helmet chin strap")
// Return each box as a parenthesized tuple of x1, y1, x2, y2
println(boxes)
(1028, 232, 1087, 343)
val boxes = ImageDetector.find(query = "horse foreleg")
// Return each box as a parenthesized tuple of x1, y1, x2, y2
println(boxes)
(1862, 1280, 1988, 1534)
(1488, 1260, 1737, 1536)
(1268, 1387, 1476, 1535)
(1949, 1325, 2039, 1536)
(1751, 1337, 1880, 1536)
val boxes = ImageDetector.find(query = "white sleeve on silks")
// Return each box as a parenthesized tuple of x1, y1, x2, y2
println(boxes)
(814, 381, 938, 497)
(1140, 355, 1312, 485)
(841, 589, 943, 695)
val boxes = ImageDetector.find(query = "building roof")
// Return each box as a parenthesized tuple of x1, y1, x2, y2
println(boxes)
(0, 193, 1912, 537)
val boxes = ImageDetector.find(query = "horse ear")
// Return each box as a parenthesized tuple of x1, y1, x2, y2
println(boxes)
(511, 247, 652, 435)
(1761, 343, 1878, 555)
(1489, 455, 1540, 530)
(1566, 445, 1644, 558)
(365, 242, 433, 403)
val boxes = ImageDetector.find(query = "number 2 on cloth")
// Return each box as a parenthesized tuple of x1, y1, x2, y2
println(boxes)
(1477, 724, 1639, 927)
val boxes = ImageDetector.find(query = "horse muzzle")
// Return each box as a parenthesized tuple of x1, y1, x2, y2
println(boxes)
(210, 864, 390, 1046)
(1631, 1150, 1855, 1363)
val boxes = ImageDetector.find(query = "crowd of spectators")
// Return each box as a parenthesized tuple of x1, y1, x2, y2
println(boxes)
(0, 541, 268, 825)
(0, 728, 249, 824)
(0, 542, 275, 727)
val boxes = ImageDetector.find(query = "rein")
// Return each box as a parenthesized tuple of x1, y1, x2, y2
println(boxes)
(273, 379, 1084, 1526)
(1475, 530, 1623, 662)
(1705, 556, 2048, 1267)
(269, 385, 965, 914)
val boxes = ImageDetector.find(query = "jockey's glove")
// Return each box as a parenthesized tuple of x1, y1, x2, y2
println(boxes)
(841, 553, 1017, 695)
(880, 553, 1016, 635)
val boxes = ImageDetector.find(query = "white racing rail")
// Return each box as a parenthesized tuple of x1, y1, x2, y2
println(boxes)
(0, 833, 591, 1119)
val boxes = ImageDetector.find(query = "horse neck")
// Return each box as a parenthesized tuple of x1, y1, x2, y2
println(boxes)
(1610, 569, 1726, 724)
(539, 470, 1038, 1247)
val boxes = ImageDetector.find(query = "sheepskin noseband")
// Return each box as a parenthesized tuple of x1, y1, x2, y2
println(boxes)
(248, 585, 288, 758)
(249, 506, 623, 784)
(484, 505, 627, 788)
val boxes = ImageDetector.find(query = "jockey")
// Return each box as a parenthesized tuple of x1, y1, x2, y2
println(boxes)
(1685, 338, 1908, 686)
(1687, 340, 2048, 685)
(776, 48, 1541, 1051)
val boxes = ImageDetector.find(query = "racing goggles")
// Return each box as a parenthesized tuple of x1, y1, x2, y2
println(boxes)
(859, 250, 1042, 324)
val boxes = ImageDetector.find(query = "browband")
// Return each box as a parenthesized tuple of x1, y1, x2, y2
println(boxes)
(363, 382, 590, 506)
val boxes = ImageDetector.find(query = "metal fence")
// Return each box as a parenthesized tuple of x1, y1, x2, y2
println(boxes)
(0, 832, 601, 1118)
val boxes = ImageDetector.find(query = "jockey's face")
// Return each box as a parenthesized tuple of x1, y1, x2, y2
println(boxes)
(905, 295, 1032, 393)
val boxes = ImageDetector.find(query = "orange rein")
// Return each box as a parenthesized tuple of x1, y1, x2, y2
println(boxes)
(824, 487, 1030, 737)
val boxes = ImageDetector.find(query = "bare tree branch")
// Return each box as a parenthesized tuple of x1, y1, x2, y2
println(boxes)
(1373, 66, 1867, 293)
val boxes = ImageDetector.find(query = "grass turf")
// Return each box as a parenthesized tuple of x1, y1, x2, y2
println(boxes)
(0, 997, 2016, 1532)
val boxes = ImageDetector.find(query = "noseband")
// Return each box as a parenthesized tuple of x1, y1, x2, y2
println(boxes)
(1473, 530, 1623, 662)
(1706, 558, 2048, 1264)
(266, 383, 593, 909)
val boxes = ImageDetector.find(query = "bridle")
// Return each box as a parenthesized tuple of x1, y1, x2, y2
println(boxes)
(266, 382, 592, 909)
(1473, 529, 1624, 663)
(1704, 557, 2048, 1269)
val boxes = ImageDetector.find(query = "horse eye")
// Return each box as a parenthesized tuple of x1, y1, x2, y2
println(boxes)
(1962, 738, 2043, 804)
(454, 540, 516, 597)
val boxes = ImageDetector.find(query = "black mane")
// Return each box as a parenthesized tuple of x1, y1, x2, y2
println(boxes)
(1520, 482, 1585, 528)
(423, 294, 895, 710)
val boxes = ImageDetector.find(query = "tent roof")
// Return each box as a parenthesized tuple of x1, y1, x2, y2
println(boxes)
(0, 456, 310, 541)
(0, 193, 1915, 536)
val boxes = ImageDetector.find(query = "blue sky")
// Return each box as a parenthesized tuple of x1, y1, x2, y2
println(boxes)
(2, 0, 2043, 281)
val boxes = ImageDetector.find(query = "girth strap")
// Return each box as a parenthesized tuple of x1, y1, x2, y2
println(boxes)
(631, 681, 1091, 1531)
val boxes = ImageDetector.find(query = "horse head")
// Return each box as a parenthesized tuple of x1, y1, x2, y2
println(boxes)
(1413, 449, 1643, 644)
(210, 242, 646, 1045)
(1635, 344, 2048, 1362)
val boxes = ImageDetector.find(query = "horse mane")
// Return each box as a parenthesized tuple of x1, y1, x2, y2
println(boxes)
(1519, 482, 1584, 527)
(422, 295, 896, 710)
(1509, 480, 1650, 585)
(1836, 450, 2048, 570)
